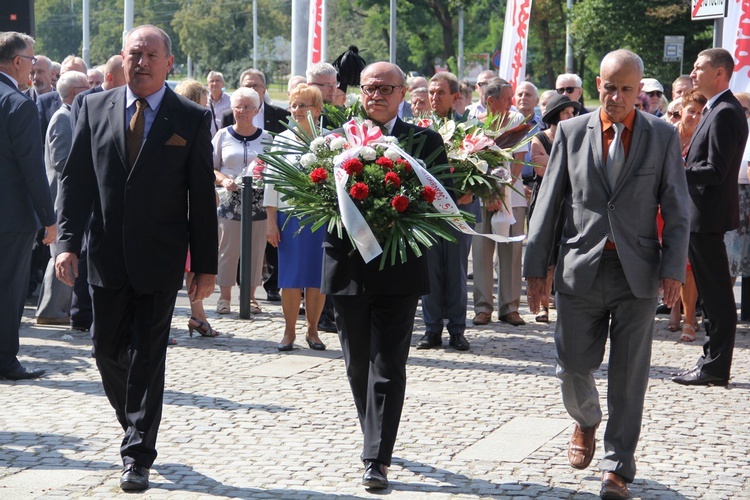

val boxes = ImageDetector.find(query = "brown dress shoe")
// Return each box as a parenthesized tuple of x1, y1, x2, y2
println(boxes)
(568, 422, 598, 469)
(499, 311, 525, 326)
(472, 312, 491, 325)
(600, 471, 629, 499)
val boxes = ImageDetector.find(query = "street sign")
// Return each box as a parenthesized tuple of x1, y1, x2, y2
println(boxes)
(691, 0, 726, 21)
(492, 51, 502, 69)
(664, 35, 685, 62)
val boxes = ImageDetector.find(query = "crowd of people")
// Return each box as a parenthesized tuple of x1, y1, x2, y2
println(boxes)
(2, 22, 748, 500)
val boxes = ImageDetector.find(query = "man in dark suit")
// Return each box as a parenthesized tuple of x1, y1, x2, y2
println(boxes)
(524, 50, 689, 499)
(55, 25, 218, 491)
(37, 56, 88, 140)
(0, 32, 57, 381)
(673, 48, 749, 387)
(322, 61, 449, 490)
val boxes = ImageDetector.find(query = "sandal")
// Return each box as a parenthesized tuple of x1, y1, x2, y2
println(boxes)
(667, 321, 681, 332)
(535, 307, 549, 323)
(680, 323, 696, 342)
(216, 299, 231, 314)
(250, 300, 262, 315)
(188, 317, 222, 337)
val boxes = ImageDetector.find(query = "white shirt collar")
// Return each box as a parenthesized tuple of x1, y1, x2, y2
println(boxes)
(383, 116, 398, 134)
(706, 88, 730, 111)
(0, 71, 18, 89)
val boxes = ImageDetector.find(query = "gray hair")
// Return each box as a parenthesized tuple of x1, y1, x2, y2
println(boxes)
(124, 25, 172, 56)
(430, 72, 459, 94)
(239, 68, 265, 86)
(516, 80, 538, 97)
(483, 78, 512, 101)
(556, 72, 583, 88)
(0, 31, 34, 63)
(410, 86, 428, 96)
(231, 87, 260, 108)
(57, 70, 88, 99)
(306, 62, 337, 81)
(207, 70, 224, 82)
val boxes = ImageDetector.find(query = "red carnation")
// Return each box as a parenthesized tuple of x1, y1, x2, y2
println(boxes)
(391, 195, 409, 212)
(384, 171, 401, 188)
(421, 186, 436, 203)
(342, 158, 364, 175)
(397, 158, 412, 172)
(310, 167, 328, 183)
(376, 157, 394, 170)
(350, 182, 370, 200)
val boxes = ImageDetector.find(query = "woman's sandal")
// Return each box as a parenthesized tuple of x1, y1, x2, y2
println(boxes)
(535, 307, 549, 323)
(216, 299, 231, 314)
(188, 317, 222, 337)
(680, 323, 696, 342)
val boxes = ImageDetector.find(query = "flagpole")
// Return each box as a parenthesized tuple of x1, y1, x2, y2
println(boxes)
(389, 0, 396, 63)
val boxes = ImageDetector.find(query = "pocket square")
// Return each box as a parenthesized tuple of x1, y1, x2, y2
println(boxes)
(165, 134, 187, 146)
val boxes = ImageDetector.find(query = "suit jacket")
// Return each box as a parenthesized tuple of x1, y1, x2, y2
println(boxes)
(37, 90, 61, 141)
(70, 84, 104, 128)
(320, 117, 449, 296)
(44, 104, 72, 206)
(685, 90, 749, 233)
(0, 73, 55, 233)
(523, 108, 690, 299)
(220, 102, 290, 134)
(57, 85, 218, 292)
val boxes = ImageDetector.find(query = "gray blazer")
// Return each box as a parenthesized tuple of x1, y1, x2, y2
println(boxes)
(524, 108, 690, 299)
(44, 104, 72, 207)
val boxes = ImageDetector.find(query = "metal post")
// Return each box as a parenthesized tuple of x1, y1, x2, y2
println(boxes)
(458, 8, 464, 79)
(82, 0, 90, 67)
(389, 0, 397, 63)
(253, 0, 258, 69)
(239, 176, 254, 319)
(565, 0, 574, 73)
(742, 277, 750, 321)
(123, 0, 133, 47)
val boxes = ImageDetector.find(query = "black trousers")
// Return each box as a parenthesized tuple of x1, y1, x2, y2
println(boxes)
(689, 232, 737, 378)
(91, 283, 178, 468)
(0, 231, 36, 373)
(333, 293, 419, 466)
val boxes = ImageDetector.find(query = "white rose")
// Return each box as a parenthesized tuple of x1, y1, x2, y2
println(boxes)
(360, 146, 377, 161)
(300, 153, 317, 167)
(384, 148, 401, 161)
(383, 136, 398, 144)
(310, 137, 327, 151)
(329, 137, 347, 150)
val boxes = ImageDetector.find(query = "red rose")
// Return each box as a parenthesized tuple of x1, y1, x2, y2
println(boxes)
(391, 195, 409, 212)
(397, 158, 412, 172)
(384, 171, 401, 188)
(310, 167, 328, 183)
(342, 158, 364, 175)
(376, 157, 394, 170)
(350, 182, 370, 200)
(421, 186, 436, 203)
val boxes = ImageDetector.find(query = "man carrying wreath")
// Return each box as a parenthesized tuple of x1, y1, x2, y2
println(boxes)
(321, 61, 449, 490)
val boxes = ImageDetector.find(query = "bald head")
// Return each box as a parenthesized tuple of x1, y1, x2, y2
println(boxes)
(61, 55, 87, 74)
(600, 50, 644, 80)
(103, 54, 125, 90)
(359, 62, 407, 124)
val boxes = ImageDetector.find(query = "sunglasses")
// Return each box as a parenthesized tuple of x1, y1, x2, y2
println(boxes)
(646, 90, 663, 98)
(556, 86, 578, 95)
(668, 111, 681, 118)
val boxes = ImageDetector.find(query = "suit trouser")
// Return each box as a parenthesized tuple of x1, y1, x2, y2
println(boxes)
(422, 227, 472, 336)
(473, 206, 525, 316)
(0, 231, 36, 373)
(70, 232, 92, 329)
(688, 232, 736, 378)
(555, 252, 656, 483)
(333, 293, 419, 466)
(36, 241, 72, 320)
(91, 283, 177, 468)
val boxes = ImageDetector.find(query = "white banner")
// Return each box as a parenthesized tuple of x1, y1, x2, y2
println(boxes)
(723, 0, 750, 92)
(498, 0, 534, 90)
(307, 0, 326, 67)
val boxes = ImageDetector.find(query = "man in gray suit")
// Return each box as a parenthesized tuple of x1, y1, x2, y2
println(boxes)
(524, 50, 689, 499)
(0, 32, 56, 380)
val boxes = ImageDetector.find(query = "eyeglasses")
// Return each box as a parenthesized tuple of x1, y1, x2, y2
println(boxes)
(289, 102, 315, 110)
(311, 82, 337, 90)
(17, 54, 37, 65)
(233, 105, 257, 113)
(360, 84, 403, 96)
(668, 111, 681, 118)
(646, 90, 663, 98)
(243, 83, 265, 90)
(556, 86, 578, 95)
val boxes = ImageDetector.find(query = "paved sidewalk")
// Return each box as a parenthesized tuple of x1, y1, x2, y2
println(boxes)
(1, 281, 748, 499)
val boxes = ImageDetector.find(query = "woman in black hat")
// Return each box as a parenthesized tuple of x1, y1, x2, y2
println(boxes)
(527, 93, 580, 322)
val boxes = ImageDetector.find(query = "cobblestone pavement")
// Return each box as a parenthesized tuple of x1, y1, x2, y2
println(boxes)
(1, 279, 748, 499)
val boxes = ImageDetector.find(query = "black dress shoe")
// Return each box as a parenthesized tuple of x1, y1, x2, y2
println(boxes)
(306, 337, 326, 351)
(416, 333, 442, 349)
(449, 333, 470, 351)
(120, 463, 150, 491)
(317, 317, 338, 333)
(362, 460, 388, 489)
(0, 365, 45, 380)
(673, 370, 728, 386)
(266, 289, 281, 302)
(277, 342, 294, 352)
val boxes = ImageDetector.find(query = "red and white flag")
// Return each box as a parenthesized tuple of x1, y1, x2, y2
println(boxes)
(498, 0, 534, 90)
(307, 0, 326, 67)
(723, 0, 750, 92)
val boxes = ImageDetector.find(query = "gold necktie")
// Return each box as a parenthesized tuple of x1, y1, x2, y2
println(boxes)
(127, 98, 148, 168)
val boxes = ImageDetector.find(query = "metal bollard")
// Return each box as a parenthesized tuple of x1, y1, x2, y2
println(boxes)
(239, 176, 254, 320)
(742, 277, 750, 322)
